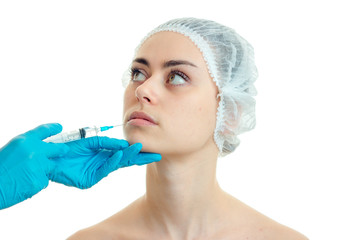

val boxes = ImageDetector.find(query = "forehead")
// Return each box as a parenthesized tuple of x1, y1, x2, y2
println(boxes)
(135, 31, 206, 68)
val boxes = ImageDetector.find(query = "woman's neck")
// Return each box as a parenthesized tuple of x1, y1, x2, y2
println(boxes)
(141, 144, 227, 238)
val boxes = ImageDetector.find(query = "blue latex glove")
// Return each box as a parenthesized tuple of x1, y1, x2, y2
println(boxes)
(48, 136, 161, 189)
(0, 123, 70, 209)
(0, 123, 162, 210)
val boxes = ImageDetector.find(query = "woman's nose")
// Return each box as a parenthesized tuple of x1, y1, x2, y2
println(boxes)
(134, 77, 159, 105)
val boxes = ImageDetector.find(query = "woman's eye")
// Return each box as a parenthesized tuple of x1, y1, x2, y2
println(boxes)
(168, 72, 187, 85)
(131, 70, 146, 82)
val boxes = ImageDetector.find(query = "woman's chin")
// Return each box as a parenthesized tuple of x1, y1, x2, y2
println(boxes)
(126, 138, 160, 153)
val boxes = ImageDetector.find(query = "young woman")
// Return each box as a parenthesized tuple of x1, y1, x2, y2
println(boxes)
(69, 18, 307, 240)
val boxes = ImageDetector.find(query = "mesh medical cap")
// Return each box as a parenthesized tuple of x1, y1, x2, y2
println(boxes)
(123, 18, 258, 157)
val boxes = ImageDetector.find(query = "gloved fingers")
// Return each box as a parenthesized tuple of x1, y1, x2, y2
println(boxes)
(93, 150, 124, 186)
(121, 143, 142, 157)
(118, 143, 142, 168)
(129, 152, 162, 166)
(78, 137, 129, 150)
(43, 142, 70, 158)
(25, 123, 63, 140)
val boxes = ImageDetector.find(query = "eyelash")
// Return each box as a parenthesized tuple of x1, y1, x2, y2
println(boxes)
(130, 67, 143, 79)
(130, 67, 190, 85)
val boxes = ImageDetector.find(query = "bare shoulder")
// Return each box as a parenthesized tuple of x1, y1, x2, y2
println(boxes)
(227, 214, 308, 240)
(67, 220, 143, 240)
(223, 217, 308, 240)
(66, 217, 135, 240)
(67, 224, 114, 240)
(67, 197, 147, 240)
(220, 194, 308, 240)
(259, 222, 308, 240)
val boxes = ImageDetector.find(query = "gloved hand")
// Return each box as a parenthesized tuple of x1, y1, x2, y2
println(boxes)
(0, 123, 70, 209)
(48, 136, 161, 189)
(0, 123, 162, 210)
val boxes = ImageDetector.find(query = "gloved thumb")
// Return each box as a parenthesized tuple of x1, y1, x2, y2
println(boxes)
(44, 142, 70, 158)
(25, 123, 63, 140)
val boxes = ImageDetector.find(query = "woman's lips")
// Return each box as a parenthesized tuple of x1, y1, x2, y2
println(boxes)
(128, 119, 156, 126)
(128, 111, 157, 126)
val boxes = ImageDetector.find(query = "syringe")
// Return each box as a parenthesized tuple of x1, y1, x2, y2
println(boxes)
(44, 124, 123, 143)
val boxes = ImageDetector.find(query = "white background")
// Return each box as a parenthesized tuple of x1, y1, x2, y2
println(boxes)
(0, 0, 359, 239)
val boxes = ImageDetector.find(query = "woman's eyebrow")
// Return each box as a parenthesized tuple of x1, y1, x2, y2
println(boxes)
(133, 58, 150, 67)
(133, 58, 198, 68)
(163, 60, 198, 68)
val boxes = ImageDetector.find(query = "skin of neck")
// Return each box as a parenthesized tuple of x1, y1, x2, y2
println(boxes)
(140, 139, 228, 239)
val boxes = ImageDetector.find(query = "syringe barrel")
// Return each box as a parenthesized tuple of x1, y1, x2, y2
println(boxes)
(44, 126, 100, 143)
(44, 129, 82, 143)
(82, 127, 100, 138)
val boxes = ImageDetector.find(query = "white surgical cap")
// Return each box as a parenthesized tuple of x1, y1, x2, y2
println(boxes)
(123, 17, 258, 157)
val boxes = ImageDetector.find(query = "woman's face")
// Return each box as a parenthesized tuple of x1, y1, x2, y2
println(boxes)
(123, 31, 219, 157)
